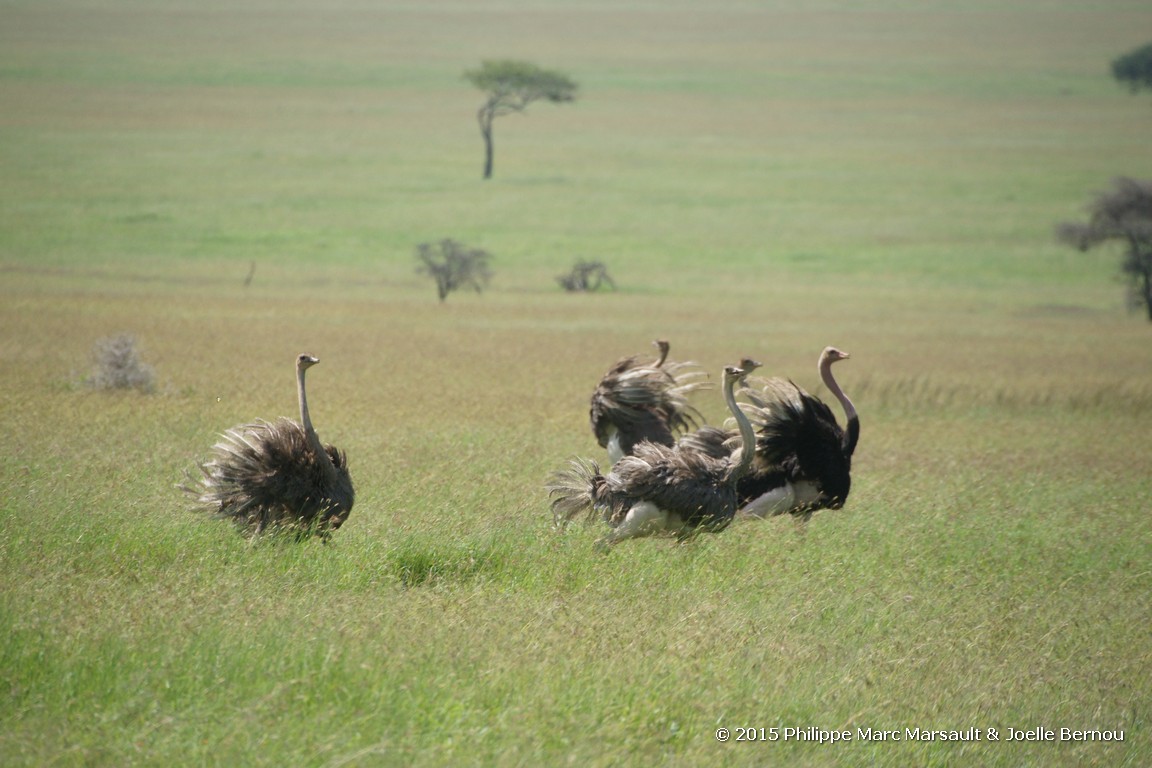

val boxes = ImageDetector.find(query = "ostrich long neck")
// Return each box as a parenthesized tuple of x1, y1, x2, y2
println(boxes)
(820, 356, 860, 457)
(653, 341, 670, 368)
(724, 371, 757, 483)
(297, 364, 335, 471)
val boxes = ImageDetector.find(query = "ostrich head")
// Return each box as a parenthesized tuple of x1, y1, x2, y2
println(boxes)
(821, 347, 850, 365)
(723, 364, 746, 383)
(297, 353, 319, 371)
(734, 357, 761, 386)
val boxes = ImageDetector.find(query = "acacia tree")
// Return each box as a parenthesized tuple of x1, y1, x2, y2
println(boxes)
(1057, 177, 1152, 321)
(463, 60, 577, 179)
(1112, 42, 1152, 96)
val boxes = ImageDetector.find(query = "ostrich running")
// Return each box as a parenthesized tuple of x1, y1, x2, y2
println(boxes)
(549, 363, 757, 549)
(588, 339, 709, 465)
(738, 346, 859, 520)
(183, 353, 354, 537)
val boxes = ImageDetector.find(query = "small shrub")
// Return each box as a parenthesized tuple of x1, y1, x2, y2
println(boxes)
(415, 239, 493, 302)
(557, 259, 616, 292)
(85, 333, 155, 393)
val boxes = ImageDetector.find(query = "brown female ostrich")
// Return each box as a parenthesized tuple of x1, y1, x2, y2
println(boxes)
(674, 357, 762, 460)
(549, 363, 757, 549)
(738, 346, 859, 520)
(183, 353, 354, 537)
(588, 339, 709, 465)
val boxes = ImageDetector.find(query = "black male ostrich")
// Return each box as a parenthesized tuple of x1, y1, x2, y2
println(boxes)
(549, 363, 757, 549)
(738, 346, 859, 520)
(588, 339, 709, 465)
(183, 353, 354, 537)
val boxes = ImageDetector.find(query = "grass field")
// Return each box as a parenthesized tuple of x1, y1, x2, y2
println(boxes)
(2, 1, 1152, 766)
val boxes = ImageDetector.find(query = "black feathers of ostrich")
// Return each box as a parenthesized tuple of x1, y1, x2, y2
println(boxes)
(183, 354, 354, 538)
(588, 339, 710, 465)
(550, 363, 757, 549)
(738, 346, 859, 520)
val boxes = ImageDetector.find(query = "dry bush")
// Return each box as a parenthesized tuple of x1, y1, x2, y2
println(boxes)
(557, 259, 616, 292)
(415, 239, 493, 302)
(85, 333, 155, 393)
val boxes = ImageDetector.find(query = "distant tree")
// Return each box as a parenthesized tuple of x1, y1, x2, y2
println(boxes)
(1057, 177, 1152, 321)
(557, 260, 616, 292)
(463, 60, 577, 179)
(415, 239, 493, 302)
(1112, 42, 1152, 96)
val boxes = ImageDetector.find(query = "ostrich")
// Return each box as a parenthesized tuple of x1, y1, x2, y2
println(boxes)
(588, 339, 709, 465)
(549, 363, 757, 549)
(183, 353, 355, 537)
(674, 357, 762, 460)
(738, 346, 859, 520)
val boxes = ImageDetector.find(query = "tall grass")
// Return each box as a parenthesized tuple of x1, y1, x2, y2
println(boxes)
(2, 0, 1151, 765)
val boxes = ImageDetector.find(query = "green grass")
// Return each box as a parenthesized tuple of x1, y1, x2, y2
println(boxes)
(2, 0, 1152, 765)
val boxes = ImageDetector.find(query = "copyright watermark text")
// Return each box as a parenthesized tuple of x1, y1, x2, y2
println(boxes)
(715, 726, 1126, 744)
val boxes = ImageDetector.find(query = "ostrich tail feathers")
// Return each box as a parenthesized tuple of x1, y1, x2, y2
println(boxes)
(546, 457, 603, 526)
(177, 469, 209, 506)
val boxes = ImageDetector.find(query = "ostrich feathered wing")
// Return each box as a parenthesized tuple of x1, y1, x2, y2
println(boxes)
(752, 383, 852, 507)
(676, 425, 737, 460)
(186, 418, 354, 531)
(589, 359, 708, 450)
(691, 412, 795, 508)
(602, 442, 737, 531)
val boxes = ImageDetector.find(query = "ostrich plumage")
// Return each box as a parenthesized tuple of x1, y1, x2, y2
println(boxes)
(738, 346, 859, 519)
(674, 425, 737, 461)
(588, 339, 709, 464)
(671, 348, 859, 519)
(674, 357, 761, 460)
(549, 364, 757, 548)
(183, 354, 354, 537)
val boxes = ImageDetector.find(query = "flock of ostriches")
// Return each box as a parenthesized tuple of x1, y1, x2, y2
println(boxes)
(182, 341, 859, 550)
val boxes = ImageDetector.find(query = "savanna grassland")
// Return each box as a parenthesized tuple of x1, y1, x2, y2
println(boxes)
(2, 1, 1152, 766)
